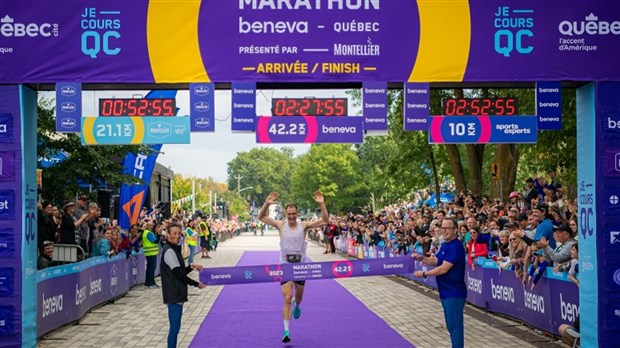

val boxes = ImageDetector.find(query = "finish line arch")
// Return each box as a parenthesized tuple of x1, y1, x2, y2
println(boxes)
(1, 1, 619, 347)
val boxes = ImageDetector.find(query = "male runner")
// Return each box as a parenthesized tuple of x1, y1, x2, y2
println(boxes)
(258, 191, 329, 343)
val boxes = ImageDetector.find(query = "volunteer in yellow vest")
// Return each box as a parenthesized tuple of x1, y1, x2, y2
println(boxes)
(142, 220, 160, 288)
(198, 217, 211, 259)
(185, 220, 199, 264)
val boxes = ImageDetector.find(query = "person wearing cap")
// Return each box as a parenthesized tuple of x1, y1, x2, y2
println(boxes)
(74, 195, 90, 249)
(538, 224, 577, 265)
(527, 247, 548, 291)
(59, 202, 91, 245)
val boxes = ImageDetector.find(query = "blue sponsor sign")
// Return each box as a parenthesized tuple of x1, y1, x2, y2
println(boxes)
(0, 152, 15, 182)
(256, 116, 363, 144)
(190, 83, 215, 132)
(0, 190, 15, 220)
(602, 148, 620, 177)
(603, 187, 620, 216)
(0, 267, 14, 297)
(81, 116, 190, 145)
(363, 81, 388, 131)
(231, 82, 256, 131)
(428, 116, 538, 144)
(0, 228, 15, 258)
(404, 83, 429, 131)
(0, 305, 15, 335)
(55, 82, 82, 132)
(603, 112, 620, 137)
(536, 81, 562, 130)
(0, 113, 13, 143)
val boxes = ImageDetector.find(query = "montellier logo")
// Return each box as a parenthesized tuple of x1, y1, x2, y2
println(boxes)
(0, 14, 59, 37)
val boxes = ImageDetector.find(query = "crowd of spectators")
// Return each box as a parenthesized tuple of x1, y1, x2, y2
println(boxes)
(36, 195, 242, 270)
(309, 173, 578, 290)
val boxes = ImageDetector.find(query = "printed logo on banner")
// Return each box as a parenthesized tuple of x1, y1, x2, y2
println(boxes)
(578, 180, 594, 238)
(0, 227, 15, 258)
(60, 102, 76, 113)
(0, 190, 15, 220)
(0, 267, 15, 297)
(558, 13, 618, 53)
(80, 8, 122, 58)
(0, 14, 59, 38)
(193, 85, 211, 96)
(60, 85, 76, 96)
(0, 305, 15, 335)
(147, 122, 171, 138)
(493, 6, 535, 57)
(610, 231, 620, 245)
(194, 101, 210, 112)
(604, 113, 620, 136)
(602, 148, 620, 177)
(131, 257, 138, 284)
(195, 117, 210, 128)
(110, 264, 118, 296)
(0, 152, 15, 182)
(60, 118, 76, 128)
(0, 113, 13, 143)
(603, 187, 620, 216)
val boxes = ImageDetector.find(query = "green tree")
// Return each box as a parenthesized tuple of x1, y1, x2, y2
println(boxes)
(37, 98, 151, 204)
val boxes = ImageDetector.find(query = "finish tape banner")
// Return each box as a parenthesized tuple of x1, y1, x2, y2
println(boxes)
(256, 115, 363, 144)
(1, 1, 619, 83)
(199, 257, 414, 286)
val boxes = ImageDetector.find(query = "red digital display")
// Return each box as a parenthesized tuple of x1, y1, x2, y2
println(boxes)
(99, 98, 176, 116)
(271, 98, 347, 116)
(442, 98, 518, 116)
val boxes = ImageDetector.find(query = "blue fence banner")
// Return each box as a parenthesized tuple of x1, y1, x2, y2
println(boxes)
(81, 116, 190, 145)
(256, 116, 364, 144)
(404, 83, 429, 131)
(536, 81, 562, 130)
(189, 83, 215, 132)
(200, 257, 414, 285)
(363, 81, 388, 131)
(231, 82, 256, 132)
(55, 82, 81, 132)
(428, 115, 538, 144)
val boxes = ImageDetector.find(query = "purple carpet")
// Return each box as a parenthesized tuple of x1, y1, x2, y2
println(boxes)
(189, 251, 414, 347)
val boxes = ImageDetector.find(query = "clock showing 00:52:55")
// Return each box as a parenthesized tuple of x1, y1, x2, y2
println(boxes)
(271, 98, 348, 116)
(99, 98, 176, 116)
(442, 97, 518, 116)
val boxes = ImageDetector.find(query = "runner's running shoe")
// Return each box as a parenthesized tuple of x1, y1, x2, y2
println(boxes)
(282, 330, 291, 343)
(292, 298, 301, 319)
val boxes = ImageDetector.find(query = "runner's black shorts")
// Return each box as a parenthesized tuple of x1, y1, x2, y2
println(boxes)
(281, 280, 306, 286)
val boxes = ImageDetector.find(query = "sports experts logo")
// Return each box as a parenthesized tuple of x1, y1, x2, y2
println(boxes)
(0, 14, 59, 37)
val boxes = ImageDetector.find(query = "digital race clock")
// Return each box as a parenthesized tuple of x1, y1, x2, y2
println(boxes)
(442, 98, 518, 116)
(271, 98, 348, 116)
(99, 98, 176, 116)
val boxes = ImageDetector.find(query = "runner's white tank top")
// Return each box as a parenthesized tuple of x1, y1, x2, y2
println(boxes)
(279, 222, 307, 264)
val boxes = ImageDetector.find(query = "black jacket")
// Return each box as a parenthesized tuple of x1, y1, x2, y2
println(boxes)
(160, 243, 199, 304)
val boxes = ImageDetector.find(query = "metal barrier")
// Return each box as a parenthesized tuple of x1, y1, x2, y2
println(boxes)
(52, 243, 85, 264)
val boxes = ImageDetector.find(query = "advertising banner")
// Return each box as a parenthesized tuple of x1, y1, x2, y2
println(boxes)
(536, 81, 562, 130)
(81, 116, 191, 145)
(55, 83, 81, 133)
(231, 82, 256, 132)
(428, 115, 538, 144)
(404, 83, 429, 131)
(189, 83, 215, 132)
(200, 257, 414, 286)
(256, 116, 364, 144)
(363, 81, 388, 131)
(1, 1, 620, 83)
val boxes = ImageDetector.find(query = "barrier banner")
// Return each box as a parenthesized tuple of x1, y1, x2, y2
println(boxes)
(199, 257, 414, 286)
(55, 82, 81, 133)
(189, 83, 215, 132)
(2, 1, 620, 83)
(404, 83, 429, 131)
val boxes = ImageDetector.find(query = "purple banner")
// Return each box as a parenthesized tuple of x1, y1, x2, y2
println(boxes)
(55, 82, 81, 132)
(1, 1, 620, 83)
(363, 81, 388, 131)
(0, 113, 13, 143)
(189, 83, 215, 132)
(536, 81, 562, 130)
(404, 83, 429, 131)
(256, 116, 364, 144)
(602, 147, 620, 177)
(199, 257, 414, 286)
(231, 82, 256, 132)
(0, 152, 16, 182)
(36, 254, 146, 337)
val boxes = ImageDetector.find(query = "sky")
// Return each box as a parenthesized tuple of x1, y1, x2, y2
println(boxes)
(41, 88, 359, 183)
